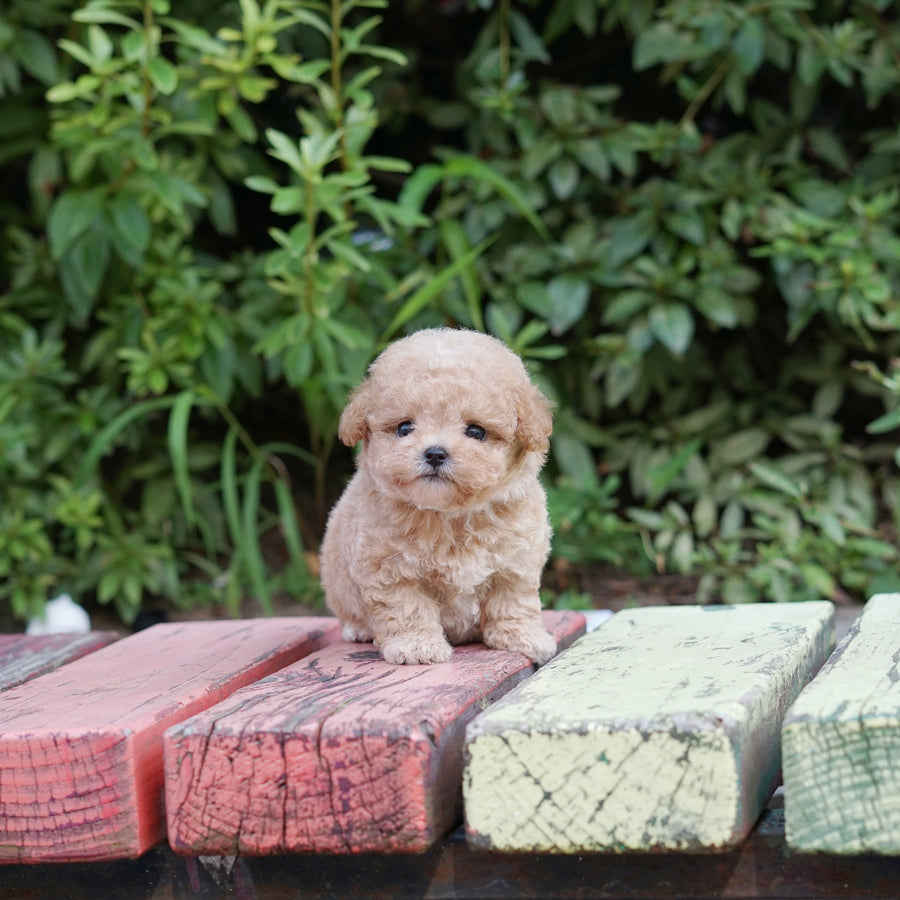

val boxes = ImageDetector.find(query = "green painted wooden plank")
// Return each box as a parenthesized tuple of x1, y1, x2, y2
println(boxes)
(464, 602, 834, 853)
(783, 593, 900, 855)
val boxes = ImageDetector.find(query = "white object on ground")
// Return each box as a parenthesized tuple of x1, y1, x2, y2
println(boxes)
(26, 594, 91, 635)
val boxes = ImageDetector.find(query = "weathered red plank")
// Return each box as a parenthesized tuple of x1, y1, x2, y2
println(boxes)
(0, 617, 341, 863)
(0, 632, 118, 691)
(164, 610, 585, 856)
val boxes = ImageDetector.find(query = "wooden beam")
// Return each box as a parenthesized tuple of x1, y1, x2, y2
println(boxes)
(0, 617, 341, 863)
(163, 611, 585, 856)
(464, 602, 834, 852)
(0, 632, 117, 691)
(783, 593, 900, 854)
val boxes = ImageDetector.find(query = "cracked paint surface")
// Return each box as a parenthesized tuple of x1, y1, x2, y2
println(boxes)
(0, 618, 339, 862)
(163, 611, 585, 856)
(464, 602, 834, 853)
(783, 593, 900, 854)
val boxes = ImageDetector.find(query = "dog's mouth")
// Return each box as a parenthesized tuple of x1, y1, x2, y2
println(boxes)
(420, 468, 451, 483)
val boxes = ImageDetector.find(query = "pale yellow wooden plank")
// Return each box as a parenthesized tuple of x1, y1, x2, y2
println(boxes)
(783, 593, 900, 855)
(463, 602, 834, 853)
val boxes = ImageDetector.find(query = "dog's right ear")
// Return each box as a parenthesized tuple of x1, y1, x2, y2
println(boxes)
(337, 382, 370, 446)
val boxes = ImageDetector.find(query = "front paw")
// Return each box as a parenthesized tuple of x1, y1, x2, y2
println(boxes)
(379, 633, 453, 665)
(342, 622, 374, 643)
(484, 624, 557, 666)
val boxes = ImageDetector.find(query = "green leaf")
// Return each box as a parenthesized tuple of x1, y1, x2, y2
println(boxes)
(649, 303, 694, 355)
(439, 219, 483, 331)
(16, 30, 59, 85)
(46, 75, 99, 103)
(283, 341, 314, 385)
(573, 139, 611, 181)
(265, 128, 305, 173)
(273, 477, 307, 573)
(808, 128, 849, 172)
(381, 238, 495, 341)
(74, 396, 177, 487)
(799, 562, 835, 599)
(634, 22, 696, 69)
(693, 289, 741, 328)
(444, 155, 549, 240)
(552, 433, 598, 490)
(47, 188, 105, 259)
(148, 56, 179, 95)
(867, 407, 900, 434)
(327, 238, 372, 272)
(73, 7, 141, 28)
(106, 193, 150, 266)
(509, 10, 550, 63)
(712, 429, 770, 466)
(732, 18, 765, 75)
(321, 317, 371, 350)
(602, 214, 654, 267)
(693, 493, 717, 538)
(647, 437, 704, 498)
(546, 275, 589, 335)
(817, 510, 846, 545)
(88, 24, 114, 63)
(749, 461, 803, 499)
(397, 163, 443, 214)
(242, 461, 272, 614)
(221, 428, 243, 560)
(244, 175, 280, 195)
(548, 156, 579, 200)
(665, 210, 705, 245)
(168, 391, 197, 527)
(627, 507, 667, 530)
(59, 227, 110, 324)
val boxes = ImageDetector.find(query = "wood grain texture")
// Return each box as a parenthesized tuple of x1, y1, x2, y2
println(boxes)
(464, 602, 835, 853)
(163, 610, 585, 856)
(0, 617, 341, 863)
(0, 632, 118, 691)
(783, 593, 900, 855)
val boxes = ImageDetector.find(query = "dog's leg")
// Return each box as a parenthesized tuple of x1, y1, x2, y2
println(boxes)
(480, 579, 557, 665)
(441, 594, 482, 646)
(371, 586, 453, 665)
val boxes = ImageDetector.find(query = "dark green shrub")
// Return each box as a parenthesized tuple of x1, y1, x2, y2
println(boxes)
(1, 0, 899, 624)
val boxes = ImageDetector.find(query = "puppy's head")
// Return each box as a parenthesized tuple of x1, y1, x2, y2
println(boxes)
(339, 328, 552, 512)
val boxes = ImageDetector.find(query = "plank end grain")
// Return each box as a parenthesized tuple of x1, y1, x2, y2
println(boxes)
(464, 602, 834, 853)
(163, 611, 585, 857)
(0, 617, 341, 863)
(783, 593, 900, 855)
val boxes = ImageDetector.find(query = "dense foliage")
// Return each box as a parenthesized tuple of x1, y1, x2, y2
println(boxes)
(1, 0, 899, 624)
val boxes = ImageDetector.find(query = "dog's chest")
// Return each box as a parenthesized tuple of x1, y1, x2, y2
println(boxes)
(398, 514, 506, 592)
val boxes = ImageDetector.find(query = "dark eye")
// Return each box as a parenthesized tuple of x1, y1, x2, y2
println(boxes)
(396, 421, 414, 437)
(465, 424, 486, 441)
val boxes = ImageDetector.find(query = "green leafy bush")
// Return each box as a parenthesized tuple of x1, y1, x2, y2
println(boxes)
(1, 0, 899, 624)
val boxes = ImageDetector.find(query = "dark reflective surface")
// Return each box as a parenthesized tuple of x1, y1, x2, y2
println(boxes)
(4, 805, 900, 900)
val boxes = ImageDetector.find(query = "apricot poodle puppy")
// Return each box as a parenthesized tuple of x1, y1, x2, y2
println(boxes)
(319, 327, 557, 666)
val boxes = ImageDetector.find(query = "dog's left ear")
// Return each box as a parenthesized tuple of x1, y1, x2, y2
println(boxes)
(515, 383, 553, 453)
(338, 382, 371, 446)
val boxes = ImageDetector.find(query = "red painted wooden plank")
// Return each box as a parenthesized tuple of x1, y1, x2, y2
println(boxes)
(0, 632, 118, 691)
(0, 617, 341, 863)
(163, 610, 585, 856)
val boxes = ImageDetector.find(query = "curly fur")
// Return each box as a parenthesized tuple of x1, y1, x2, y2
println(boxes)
(319, 328, 557, 665)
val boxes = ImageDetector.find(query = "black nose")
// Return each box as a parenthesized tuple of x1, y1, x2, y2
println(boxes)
(424, 445, 449, 468)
